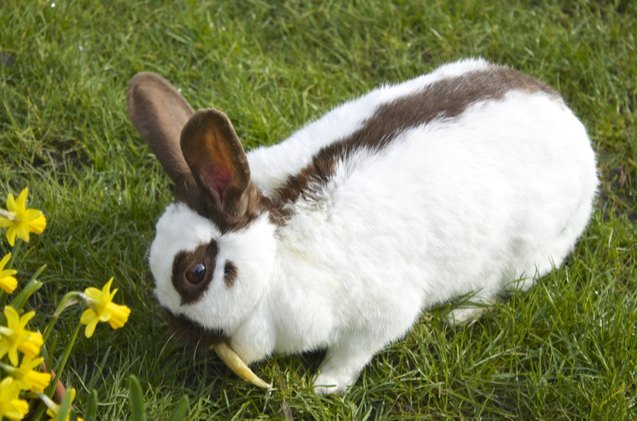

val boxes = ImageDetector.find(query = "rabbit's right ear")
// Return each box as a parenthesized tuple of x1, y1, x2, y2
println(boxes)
(127, 72, 195, 191)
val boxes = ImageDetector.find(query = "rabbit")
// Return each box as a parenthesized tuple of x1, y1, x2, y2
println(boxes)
(127, 58, 598, 394)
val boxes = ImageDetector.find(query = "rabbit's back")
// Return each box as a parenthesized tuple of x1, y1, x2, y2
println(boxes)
(248, 58, 495, 195)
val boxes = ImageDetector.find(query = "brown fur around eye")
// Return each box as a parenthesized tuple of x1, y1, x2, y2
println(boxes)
(172, 241, 218, 304)
(223, 261, 238, 288)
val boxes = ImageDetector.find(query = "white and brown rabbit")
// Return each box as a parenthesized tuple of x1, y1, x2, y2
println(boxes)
(127, 58, 598, 394)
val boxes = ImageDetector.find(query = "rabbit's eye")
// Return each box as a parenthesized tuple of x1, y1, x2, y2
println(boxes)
(186, 263, 206, 284)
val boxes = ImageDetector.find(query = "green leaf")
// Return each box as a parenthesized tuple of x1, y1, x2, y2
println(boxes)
(55, 388, 73, 421)
(8, 271, 44, 311)
(168, 395, 190, 421)
(85, 389, 99, 421)
(129, 374, 147, 421)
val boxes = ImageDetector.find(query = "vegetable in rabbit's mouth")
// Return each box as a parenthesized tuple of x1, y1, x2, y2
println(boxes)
(213, 343, 272, 389)
(164, 308, 271, 389)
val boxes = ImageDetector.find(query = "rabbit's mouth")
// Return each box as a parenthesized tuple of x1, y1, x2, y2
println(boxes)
(163, 307, 271, 389)
(163, 307, 228, 346)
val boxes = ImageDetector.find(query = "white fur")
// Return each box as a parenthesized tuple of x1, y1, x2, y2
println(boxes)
(149, 58, 598, 394)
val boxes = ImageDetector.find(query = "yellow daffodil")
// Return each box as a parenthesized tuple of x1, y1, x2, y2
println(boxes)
(0, 306, 44, 366)
(1, 354, 52, 393)
(41, 387, 83, 421)
(0, 377, 29, 420)
(80, 277, 131, 338)
(0, 253, 18, 294)
(0, 188, 47, 246)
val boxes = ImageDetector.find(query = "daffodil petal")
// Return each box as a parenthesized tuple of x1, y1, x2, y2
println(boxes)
(81, 308, 100, 338)
(3, 399, 29, 421)
(102, 278, 114, 294)
(0, 342, 8, 361)
(0, 253, 11, 269)
(16, 188, 28, 210)
(6, 193, 16, 212)
(24, 208, 46, 229)
(8, 348, 20, 366)
(6, 227, 17, 247)
(15, 224, 31, 243)
(23, 208, 43, 220)
(83, 287, 102, 300)
(106, 303, 131, 329)
(29, 213, 47, 234)
(0, 268, 17, 277)
(18, 332, 43, 358)
(27, 370, 52, 393)
(0, 377, 29, 420)
(0, 274, 18, 293)
(20, 310, 37, 326)
(80, 308, 97, 325)
(4, 306, 20, 325)
(84, 319, 98, 338)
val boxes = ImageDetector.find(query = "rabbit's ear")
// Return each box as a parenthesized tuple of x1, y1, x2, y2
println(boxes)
(127, 72, 195, 190)
(180, 109, 251, 221)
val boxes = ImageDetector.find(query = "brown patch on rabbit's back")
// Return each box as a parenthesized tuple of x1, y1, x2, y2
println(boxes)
(270, 66, 557, 222)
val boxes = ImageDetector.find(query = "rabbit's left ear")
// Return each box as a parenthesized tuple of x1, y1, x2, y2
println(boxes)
(126, 72, 195, 194)
(180, 109, 251, 223)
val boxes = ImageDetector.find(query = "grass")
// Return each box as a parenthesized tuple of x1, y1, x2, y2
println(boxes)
(1, 0, 635, 418)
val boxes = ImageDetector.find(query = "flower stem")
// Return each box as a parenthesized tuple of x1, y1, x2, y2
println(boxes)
(7, 239, 22, 266)
(42, 291, 82, 344)
(40, 290, 82, 397)
(53, 322, 81, 386)
(35, 322, 82, 421)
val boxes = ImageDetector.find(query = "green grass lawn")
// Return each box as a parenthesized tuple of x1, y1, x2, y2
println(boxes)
(1, 0, 636, 419)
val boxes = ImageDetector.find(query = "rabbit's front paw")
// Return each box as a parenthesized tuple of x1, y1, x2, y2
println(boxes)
(446, 304, 492, 326)
(312, 371, 356, 395)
